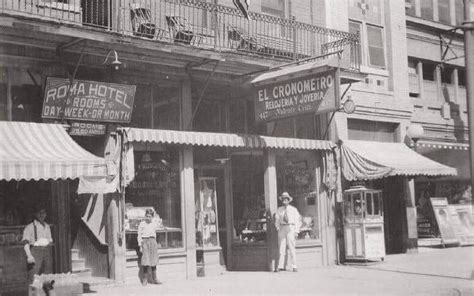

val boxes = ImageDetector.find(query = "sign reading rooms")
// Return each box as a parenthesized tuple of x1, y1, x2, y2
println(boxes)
(254, 69, 339, 122)
(42, 77, 136, 123)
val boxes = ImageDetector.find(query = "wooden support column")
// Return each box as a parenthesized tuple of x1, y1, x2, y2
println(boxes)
(404, 178, 418, 253)
(264, 149, 278, 272)
(106, 193, 125, 283)
(224, 162, 234, 269)
(51, 180, 71, 273)
(180, 78, 197, 279)
(181, 146, 197, 279)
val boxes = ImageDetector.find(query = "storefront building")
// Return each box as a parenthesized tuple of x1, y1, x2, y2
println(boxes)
(117, 128, 338, 281)
(0, 0, 362, 289)
(0, 122, 107, 294)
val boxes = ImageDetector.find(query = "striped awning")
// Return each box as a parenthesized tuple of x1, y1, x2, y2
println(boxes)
(120, 128, 335, 150)
(340, 140, 457, 180)
(0, 122, 107, 181)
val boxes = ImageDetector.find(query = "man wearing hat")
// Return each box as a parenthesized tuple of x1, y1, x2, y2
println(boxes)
(274, 192, 301, 272)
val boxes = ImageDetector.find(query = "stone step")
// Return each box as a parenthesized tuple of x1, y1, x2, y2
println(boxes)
(72, 268, 92, 278)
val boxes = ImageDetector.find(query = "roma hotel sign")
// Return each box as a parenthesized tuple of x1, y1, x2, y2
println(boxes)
(254, 69, 339, 122)
(42, 77, 136, 123)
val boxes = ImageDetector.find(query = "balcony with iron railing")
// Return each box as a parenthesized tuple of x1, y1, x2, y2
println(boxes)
(1, 0, 361, 71)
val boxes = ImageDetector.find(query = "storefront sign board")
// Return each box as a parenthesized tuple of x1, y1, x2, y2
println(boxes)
(254, 69, 339, 122)
(42, 77, 136, 123)
(429, 197, 459, 245)
(69, 122, 106, 136)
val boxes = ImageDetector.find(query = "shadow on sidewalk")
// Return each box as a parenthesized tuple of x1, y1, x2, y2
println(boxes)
(348, 265, 473, 281)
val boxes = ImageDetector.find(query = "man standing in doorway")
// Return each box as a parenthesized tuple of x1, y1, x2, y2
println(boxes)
(22, 204, 53, 284)
(274, 192, 301, 272)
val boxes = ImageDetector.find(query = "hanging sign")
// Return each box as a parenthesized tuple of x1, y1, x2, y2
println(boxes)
(42, 77, 136, 123)
(254, 69, 339, 122)
(69, 122, 106, 136)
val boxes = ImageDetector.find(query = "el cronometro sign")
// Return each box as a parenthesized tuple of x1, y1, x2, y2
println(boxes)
(42, 77, 136, 123)
(254, 69, 339, 122)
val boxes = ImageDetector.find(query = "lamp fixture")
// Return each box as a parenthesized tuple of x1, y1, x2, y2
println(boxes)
(407, 123, 424, 150)
(102, 49, 122, 71)
(407, 123, 424, 144)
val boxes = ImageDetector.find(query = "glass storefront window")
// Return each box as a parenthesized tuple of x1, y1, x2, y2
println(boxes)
(276, 150, 320, 242)
(125, 148, 182, 250)
(232, 154, 266, 244)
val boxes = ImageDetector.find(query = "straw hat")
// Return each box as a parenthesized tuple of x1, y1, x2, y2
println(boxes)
(279, 192, 293, 202)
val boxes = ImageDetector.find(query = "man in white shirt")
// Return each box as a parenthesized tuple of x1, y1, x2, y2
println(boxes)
(274, 192, 301, 272)
(22, 204, 53, 283)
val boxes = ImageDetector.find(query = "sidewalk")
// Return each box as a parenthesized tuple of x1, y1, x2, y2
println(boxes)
(92, 246, 474, 296)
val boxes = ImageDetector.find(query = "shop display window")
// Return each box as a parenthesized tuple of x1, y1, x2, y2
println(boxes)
(232, 154, 266, 244)
(125, 148, 183, 250)
(276, 151, 320, 243)
(195, 177, 220, 248)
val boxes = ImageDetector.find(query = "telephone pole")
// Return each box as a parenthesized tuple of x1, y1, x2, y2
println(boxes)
(464, 0, 474, 203)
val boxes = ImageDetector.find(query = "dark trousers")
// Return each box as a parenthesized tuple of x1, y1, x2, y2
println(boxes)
(27, 246, 53, 284)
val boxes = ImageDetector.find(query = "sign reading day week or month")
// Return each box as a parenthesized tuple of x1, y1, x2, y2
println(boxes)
(254, 69, 339, 122)
(42, 77, 136, 123)
(69, 122, 106, 136)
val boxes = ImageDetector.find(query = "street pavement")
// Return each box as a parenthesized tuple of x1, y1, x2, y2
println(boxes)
(91, 246, 474, 296)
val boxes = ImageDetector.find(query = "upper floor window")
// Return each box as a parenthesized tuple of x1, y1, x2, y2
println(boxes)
(441, 66, 453, 84)
(261, 0, 285, 17)
(367, 25, 385, 67)
(420, 0, 434, 21)
(349, 0, 385, 69)
(406, 0, 416, 16)
(438, 0, 451, 25)
(458, 69, 466, 86)
(422, 63, 436, 81)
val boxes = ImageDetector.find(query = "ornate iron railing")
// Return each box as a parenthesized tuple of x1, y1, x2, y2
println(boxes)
(1, 0, 360, 71)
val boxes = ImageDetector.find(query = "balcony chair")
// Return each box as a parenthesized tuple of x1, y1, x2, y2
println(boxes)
(166, 16, 213, 46)
(130, 4, 165, 40)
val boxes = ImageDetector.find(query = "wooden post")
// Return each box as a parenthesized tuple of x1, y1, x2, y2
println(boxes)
(404, 178, 418, 253)
(106, 193, 125, 283)
(181, 146, 197, 279)
(180, 78, 197, 279)
(224, 161, 234, 270)
(264, 149, 278, 272)
(51, 180, 72, 273)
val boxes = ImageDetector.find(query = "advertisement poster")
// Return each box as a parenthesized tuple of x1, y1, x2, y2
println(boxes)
(448, 205, 474, 246)
(430, 197, 459, 245)
(254, 69, 339, 122)
(42, 77, 136, 123)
